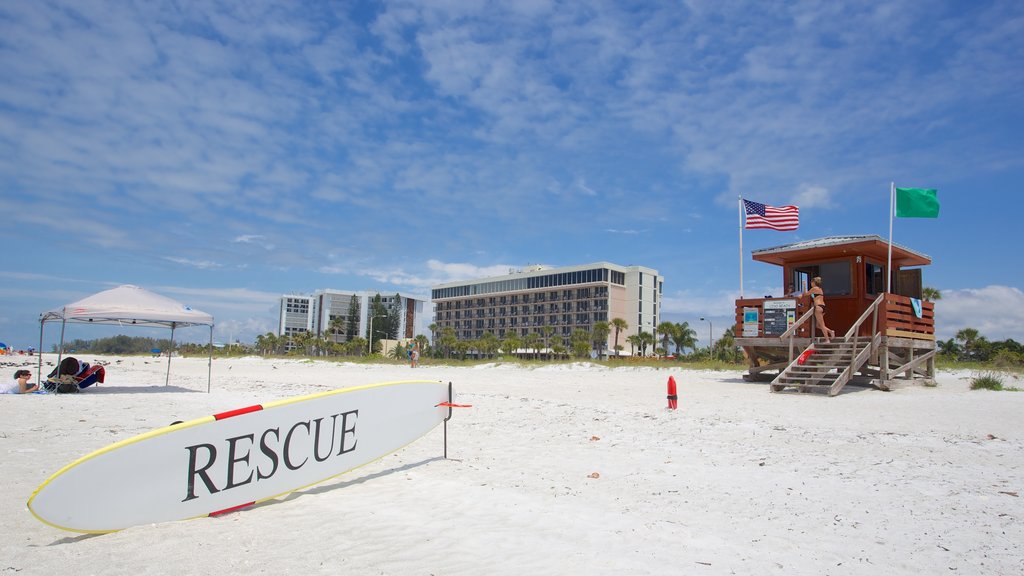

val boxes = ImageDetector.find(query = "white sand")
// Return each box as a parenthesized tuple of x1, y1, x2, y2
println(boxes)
(2, 354, 1023, 575)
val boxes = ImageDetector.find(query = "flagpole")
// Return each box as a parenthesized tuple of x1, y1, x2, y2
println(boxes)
(738, 196, 744, 299)
(887, 182, 894, 293)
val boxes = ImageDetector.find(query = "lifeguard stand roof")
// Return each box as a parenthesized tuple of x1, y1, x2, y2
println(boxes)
(751, 235, 931, 267)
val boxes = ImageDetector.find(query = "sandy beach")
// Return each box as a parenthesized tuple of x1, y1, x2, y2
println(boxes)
(2, 353, 1022, 575)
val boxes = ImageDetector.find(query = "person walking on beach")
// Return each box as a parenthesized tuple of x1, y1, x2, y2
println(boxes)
(805, 276, 835, 342)
(2, 370, 39, 394)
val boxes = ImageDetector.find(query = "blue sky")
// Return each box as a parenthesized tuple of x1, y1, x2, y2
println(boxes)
(1, 0, 1022, 350)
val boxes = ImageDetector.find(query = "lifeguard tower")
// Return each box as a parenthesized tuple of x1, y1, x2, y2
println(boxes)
(734, 235, 936, 395)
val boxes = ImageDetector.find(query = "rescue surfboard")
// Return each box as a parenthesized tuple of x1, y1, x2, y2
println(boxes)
(28, 379, 451, 533)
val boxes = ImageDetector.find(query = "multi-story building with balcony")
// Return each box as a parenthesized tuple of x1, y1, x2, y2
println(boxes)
(430, 262, 662, 354)
(278, 290, 427, 342)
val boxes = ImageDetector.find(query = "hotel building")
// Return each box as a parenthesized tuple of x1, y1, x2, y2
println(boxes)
(278, 290, 427, 342)
(430, 262, 662, 353)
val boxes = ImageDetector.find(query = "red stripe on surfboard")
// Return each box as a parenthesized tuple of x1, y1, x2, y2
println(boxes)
(209, 502, 255, 517)
(213, 405, 263, 420)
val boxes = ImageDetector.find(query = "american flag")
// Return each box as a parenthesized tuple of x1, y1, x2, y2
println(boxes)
(743, 199, 799, 231)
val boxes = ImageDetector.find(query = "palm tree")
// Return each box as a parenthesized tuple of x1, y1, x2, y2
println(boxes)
(638, 331, 655, 356)
(656, 321, 676, 357)
(292, 331, 313, 356)
(255, 333, 270, 356)
(479, 332, 500, 359)
(501, 334, 521, 357)
(569, 329, 591, 358)
(591, 321, 610, 359)
(541, 326, 556, 359)
(523, 332, 542, 360)
(414, 334, 430, 358)
(937, 338, 961, 359)
(438, 327, 457, 359)
(391, 343, 407, 360)
(672, 322, 697, 355)
(348, 337, 367, 356)
(922, 287, 942, 302)
(713, 326, 738, 362)
(611, 318, 628, 357)
(328, 316, 346, 344)
(626, 334, 640, 356)
(955, 328, 980, 361)
(428, 323, 439, 348)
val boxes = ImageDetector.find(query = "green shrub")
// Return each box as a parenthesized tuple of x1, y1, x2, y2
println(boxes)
(970, 372, 1004, 391)
(992, 350, 1024, 369)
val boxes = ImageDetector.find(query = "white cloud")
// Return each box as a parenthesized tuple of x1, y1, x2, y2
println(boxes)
(575, 177, 597, 196)
(933, 285, 1024, 342)
(425, 259, 520, 282)
(164, 257, 223, 270)
(232, 235, 276, 250)
(792, 184, 832, 209)
(661, 288, 742, 318)
(214, 316, 277, 343)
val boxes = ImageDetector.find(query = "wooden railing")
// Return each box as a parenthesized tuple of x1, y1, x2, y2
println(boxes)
(879, 294, 935, 339)
(844, 293, 885, 351)
(779, 308, 815, 362)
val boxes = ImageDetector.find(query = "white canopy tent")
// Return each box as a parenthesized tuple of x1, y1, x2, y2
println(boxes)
(38, 285, 215, 392)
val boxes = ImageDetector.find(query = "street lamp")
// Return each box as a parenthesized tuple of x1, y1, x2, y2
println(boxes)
(367, 314, 387, 355)
(699, 317, 713, 358)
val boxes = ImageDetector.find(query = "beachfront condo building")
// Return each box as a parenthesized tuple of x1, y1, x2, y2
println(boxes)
(430, 262, 662, 354)
(278, 290, 427, 343)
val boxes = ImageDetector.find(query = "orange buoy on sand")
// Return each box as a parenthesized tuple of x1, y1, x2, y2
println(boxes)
(667, 375, 678, 410)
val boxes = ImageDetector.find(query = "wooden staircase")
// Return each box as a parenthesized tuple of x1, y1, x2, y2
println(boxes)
(770, 333, 881, 396)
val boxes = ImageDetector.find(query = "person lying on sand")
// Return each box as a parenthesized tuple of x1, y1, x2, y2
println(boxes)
(2, 369, 39, 394)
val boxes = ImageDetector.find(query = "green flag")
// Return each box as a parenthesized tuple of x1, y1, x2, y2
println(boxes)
(895, 187, 939, 218)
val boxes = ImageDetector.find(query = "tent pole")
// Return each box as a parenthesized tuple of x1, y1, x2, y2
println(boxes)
(166, 323, 175, 387)
(208, 325, 213, 393)
(37, 317, 44, 387)
(56, 310, 67, 375)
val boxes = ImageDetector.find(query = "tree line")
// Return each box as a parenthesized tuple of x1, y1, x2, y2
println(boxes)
(937, 328, 1023, 366)
(425, 319, 744, 362)
(51, 335, 173, 355)
(46, 316, 751, 363)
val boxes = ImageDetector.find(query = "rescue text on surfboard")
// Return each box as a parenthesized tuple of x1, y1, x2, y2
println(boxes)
(182, 409, 359, 502)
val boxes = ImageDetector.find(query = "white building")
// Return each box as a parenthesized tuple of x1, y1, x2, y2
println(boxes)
(278, 290, 428, 342)
(430, 262, 662, 353)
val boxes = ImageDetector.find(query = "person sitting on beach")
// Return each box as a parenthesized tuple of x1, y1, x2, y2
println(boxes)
(803, 276, 836, 342)
(2, 370, 39, 394)
(44, 357, 106, 392)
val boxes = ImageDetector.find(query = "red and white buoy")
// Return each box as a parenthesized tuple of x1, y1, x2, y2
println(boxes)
(667, 375, 678, 410)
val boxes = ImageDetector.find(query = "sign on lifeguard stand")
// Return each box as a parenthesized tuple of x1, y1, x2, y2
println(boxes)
(763, 299, 797, 336)
(742, 308, 759, 337)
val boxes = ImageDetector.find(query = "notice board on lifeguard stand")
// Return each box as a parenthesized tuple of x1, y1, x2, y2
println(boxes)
(763, 300, 797, 336)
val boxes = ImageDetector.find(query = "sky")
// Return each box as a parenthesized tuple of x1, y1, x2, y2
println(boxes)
(1, 0, 1022, 350)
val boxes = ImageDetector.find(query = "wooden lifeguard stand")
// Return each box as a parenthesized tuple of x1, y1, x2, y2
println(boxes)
(734, 235, 936, 395)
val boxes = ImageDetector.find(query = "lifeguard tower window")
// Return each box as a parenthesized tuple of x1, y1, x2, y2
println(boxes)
(793, 261, 852, 296)
(866, 263, 885, 295)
